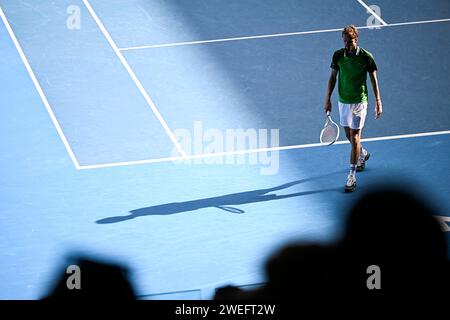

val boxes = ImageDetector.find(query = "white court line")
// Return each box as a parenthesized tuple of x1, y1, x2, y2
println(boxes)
(0, 6, 82, 170)
(119, 18, 450, 51)
(81, 0, 187, 158)
(356, 0, 388, 25)
(382, 18, 450, 27)
(78, 130, 450, 170)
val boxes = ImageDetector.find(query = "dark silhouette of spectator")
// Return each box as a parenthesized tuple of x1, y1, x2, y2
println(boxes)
(41, 255, 137, 301)
(231, 244, 341, 301)
(339, 184, 449, 299)
(216, 182, 448, 305)
(214, 285, 247, 300)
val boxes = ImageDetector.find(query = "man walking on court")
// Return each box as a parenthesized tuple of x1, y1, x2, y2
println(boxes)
(325, 25, 382, 192)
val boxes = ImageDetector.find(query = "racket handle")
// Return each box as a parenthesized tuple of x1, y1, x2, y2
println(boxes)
(326, 111, 331, 116)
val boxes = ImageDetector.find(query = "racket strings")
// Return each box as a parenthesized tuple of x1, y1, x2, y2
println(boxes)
(320, 124, 339, 143)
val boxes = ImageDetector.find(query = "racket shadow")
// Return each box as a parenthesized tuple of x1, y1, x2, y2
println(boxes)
(96, 171, 344, 224)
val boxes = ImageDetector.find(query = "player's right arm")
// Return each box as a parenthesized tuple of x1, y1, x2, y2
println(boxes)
(325, 68, 338, 113)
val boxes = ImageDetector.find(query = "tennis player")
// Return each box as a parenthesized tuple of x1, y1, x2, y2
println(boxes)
(324, 25, 382, 192)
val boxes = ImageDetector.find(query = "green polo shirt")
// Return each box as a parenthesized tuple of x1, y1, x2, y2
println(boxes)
(330, 47, 377, 104)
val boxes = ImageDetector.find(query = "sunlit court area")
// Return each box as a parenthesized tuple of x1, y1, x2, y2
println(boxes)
(0, 0, 449, 301)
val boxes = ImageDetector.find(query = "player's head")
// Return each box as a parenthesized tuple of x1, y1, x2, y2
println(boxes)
(342, 25, 358, 51)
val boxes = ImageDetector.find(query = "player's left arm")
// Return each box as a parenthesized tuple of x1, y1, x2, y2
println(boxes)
(369, 71, 382, 119)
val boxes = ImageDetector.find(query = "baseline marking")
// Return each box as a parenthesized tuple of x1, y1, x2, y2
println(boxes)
(78, 130, 450, 170)
(82, 0, 187, 157)
(118, 18, 450, 51)
(0, 6, 81, 170)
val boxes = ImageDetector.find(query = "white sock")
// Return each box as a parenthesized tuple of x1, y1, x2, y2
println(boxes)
(350, 164, 357, 176)
(360, 146, 367, 160)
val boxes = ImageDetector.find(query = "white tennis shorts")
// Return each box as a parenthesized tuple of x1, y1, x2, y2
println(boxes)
(338, 102, 368, 130)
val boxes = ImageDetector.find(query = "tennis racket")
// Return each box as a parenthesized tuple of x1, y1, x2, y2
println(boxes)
(320, 111, 340, 145)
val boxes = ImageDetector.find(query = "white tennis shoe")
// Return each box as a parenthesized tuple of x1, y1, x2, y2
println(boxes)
(345, 174, 357, 193)
(357, 150, 370, 172)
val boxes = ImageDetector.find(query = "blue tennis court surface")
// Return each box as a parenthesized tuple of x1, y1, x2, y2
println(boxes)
(0, 0, 449, 299)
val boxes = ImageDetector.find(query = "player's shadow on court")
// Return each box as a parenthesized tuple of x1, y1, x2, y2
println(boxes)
(96, 171, 344, 224)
